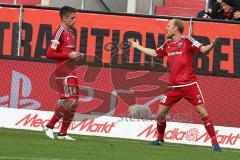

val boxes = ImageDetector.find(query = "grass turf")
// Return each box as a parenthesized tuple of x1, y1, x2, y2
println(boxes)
(0, 128, 239, 160)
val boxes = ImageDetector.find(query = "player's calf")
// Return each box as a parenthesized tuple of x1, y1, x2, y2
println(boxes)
(58, 98, 78, 137)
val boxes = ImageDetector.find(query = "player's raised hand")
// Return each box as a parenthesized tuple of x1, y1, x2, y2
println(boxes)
(128, 39, 140, 48)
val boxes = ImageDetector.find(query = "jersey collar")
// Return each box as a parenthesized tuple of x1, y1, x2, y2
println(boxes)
(170, 35, 184, 43)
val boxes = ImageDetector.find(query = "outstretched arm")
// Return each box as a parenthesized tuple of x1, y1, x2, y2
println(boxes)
(128, 39, 158, 57)
(200, 37, 218, 54)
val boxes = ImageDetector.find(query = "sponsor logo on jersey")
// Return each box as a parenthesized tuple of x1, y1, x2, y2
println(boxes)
(66, 45, 76, 49)
(178, 42, 184, 48)
(167, 51, 183, 56)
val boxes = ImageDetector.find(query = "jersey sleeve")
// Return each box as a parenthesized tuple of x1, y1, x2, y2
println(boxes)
(47, 27, 70, 60)
(155, 42, 167, 58)
(186, 36, 203, 54)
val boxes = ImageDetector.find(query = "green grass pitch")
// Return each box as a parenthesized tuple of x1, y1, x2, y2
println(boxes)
(0, 128, 239, 160)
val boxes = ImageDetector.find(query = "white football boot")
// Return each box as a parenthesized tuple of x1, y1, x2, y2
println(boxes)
(43, 126, 55, 139)
(57, 134, 76, 141)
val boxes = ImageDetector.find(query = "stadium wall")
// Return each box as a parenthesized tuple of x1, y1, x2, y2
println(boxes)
(0, 5, 240, 149)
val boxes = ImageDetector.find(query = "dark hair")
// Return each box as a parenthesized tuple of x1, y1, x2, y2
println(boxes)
(59, 6, 76, 19)
(173, 19, 184, 34)
(222, 0, 235, 7)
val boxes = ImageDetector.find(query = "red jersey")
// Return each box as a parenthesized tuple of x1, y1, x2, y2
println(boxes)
(47, 25, 76, 76)
(156, 35, 203, 85)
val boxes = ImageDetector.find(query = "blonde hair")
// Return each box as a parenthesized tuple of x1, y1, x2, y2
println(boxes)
(172, 19, 184, 34)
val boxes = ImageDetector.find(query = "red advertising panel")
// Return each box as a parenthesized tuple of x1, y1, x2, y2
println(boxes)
(0, 58, 240, 128)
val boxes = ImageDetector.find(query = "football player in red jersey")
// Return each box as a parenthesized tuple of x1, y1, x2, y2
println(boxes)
(128, 19, 221, 151)
(43, 6, 84, 140)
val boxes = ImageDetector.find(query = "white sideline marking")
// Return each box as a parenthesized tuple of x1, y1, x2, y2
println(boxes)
(0, 157, 78, 160)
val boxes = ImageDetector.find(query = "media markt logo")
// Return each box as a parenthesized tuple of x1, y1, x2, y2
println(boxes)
(185, 128, 199, 142)
(0, 71, 40, 109)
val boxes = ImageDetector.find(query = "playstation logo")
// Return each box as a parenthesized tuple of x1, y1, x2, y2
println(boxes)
(0, 71, 41, 110)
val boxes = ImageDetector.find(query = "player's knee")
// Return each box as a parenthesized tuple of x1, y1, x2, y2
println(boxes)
(196, 104, 208, 117)
(72, 100, 79, 109)
(157, 111, 167, 120)
(157, 105, 170, 119)
(64, 98, 78, 108)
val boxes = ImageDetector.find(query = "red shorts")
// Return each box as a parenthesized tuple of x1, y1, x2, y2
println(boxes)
(55, 76, 79, 99)
(159, 82, 204, 107)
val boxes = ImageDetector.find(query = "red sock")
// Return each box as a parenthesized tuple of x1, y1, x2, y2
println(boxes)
(60, 109, 76, 135)
(47, 104, 66, 129)
(157, 118, 166, 141)
(202, 115, 218, 145)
